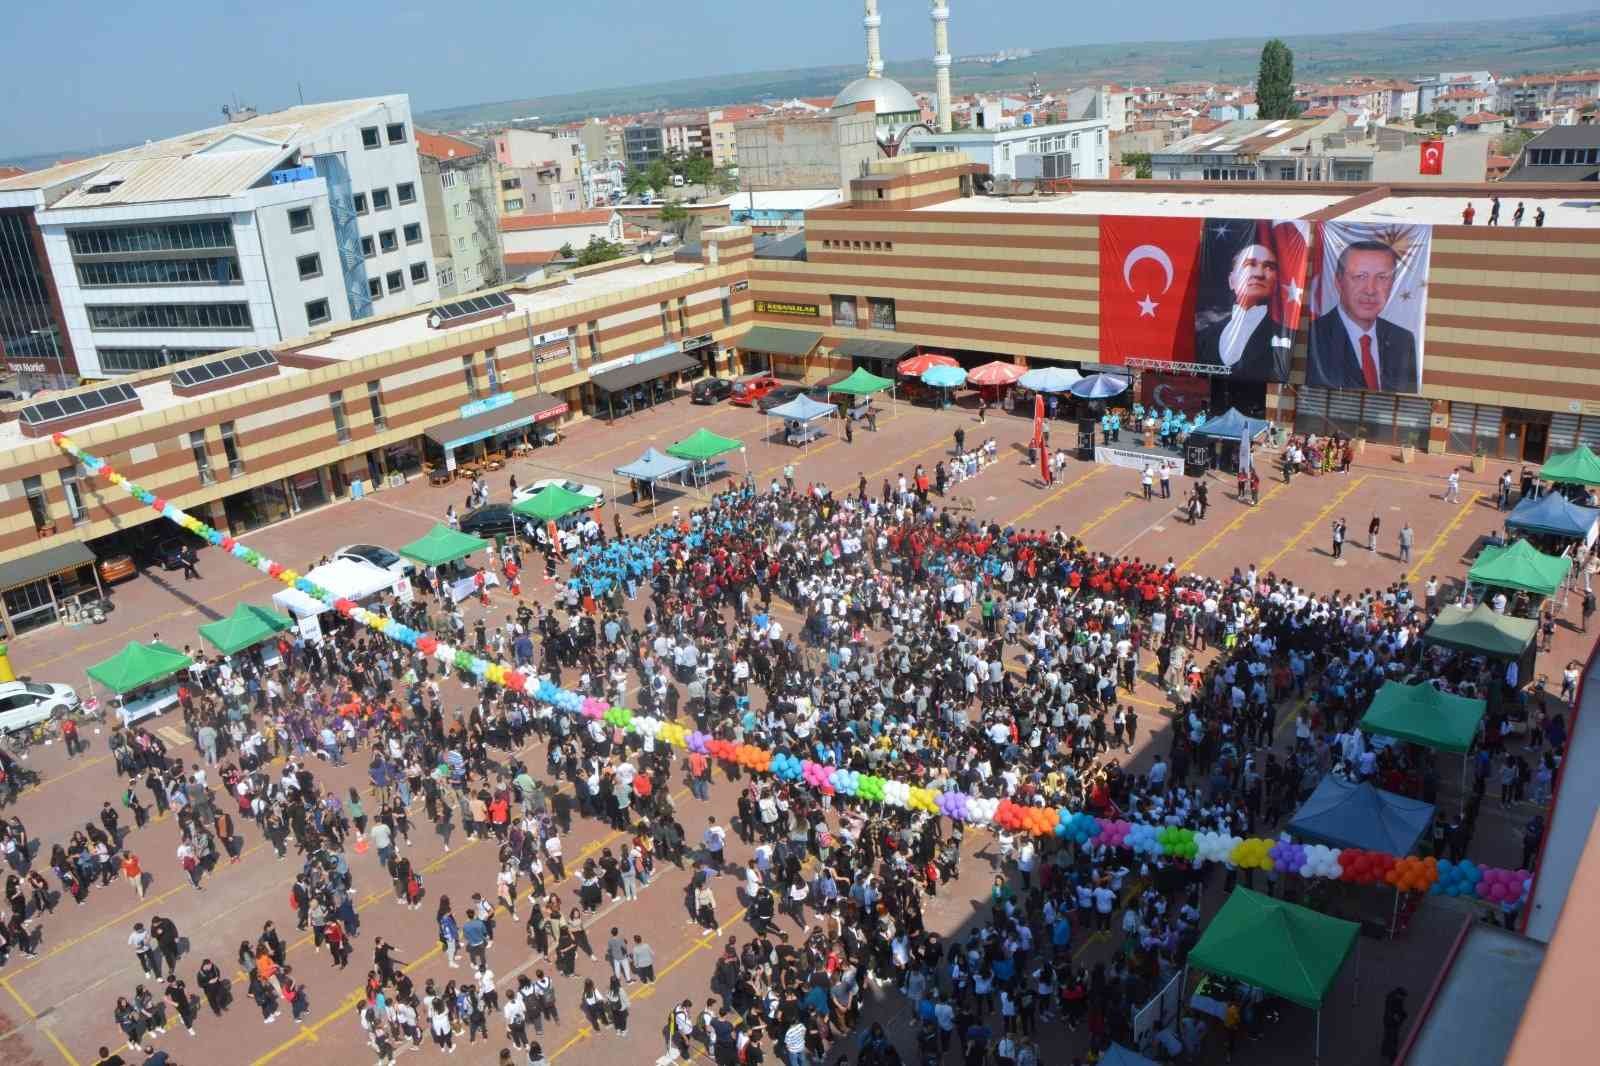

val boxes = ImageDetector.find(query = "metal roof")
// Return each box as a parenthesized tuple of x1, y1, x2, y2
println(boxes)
(48, 149, 288, 208)
(0, 540, 95, 592)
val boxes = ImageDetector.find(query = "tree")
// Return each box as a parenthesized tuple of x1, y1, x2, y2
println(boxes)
(711, 164, 740, 194)
(682, 155, 714, 187)
(658, 201, 690, 238)
(575, 235, 624, 266)
(624, 168, 652, 196)
(557, 242, 576, 260)
(1256, 39, 1298, 120)
(1120, 151, 1153, 179)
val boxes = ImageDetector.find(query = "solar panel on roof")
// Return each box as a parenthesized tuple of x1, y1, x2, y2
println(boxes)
(172, 350, 278, 390)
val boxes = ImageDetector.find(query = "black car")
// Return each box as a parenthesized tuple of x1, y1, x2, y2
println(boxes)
(457, 504, 518, 539)
(755, 385, 807, 413)
(691, 377, 733, 404)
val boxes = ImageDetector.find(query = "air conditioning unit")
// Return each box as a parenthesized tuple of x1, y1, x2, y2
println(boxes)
(1015, 152, 1073, 181)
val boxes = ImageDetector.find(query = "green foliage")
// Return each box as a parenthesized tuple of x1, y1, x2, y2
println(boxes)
(1494, 128, 1536, 158)
(1120, 151, 1153, 179)
(711, 164, 740, 194)
(1415, 110, 1457, 132)
(658, 201, 690, 237)
(557, 242, 576, 260)
(1256, 39, 1297, 120)
(682, 155, 714, 186)
(575, 235, 624, 266)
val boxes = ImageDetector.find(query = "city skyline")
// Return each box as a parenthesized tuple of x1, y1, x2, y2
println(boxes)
(2, 0, 1588, 158)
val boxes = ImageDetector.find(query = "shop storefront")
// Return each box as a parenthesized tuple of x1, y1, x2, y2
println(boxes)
(683, 334, 721, 378)
(740, 325, 822, 379)
(832, 338, 914, 374)
(587, 345, 700, 420)
(0, 541, 103, 637)
(424, 391, 571, 469)
(223, 480, 294, 534)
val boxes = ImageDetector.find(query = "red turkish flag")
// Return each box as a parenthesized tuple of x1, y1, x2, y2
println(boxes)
(1098, 215, 1203, 366)
(1419, 140, 1444, 176)
(1031, 393, 1045, 449)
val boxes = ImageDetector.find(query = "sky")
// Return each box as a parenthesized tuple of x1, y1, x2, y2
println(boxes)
(0, 0, 1585, 158)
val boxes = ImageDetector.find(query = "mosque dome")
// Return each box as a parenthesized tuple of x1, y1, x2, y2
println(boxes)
(833, 76, 920, 116)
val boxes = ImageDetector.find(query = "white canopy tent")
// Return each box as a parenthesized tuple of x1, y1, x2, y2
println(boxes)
(271, 558, 396, 618)
(766, 393, 836, 448)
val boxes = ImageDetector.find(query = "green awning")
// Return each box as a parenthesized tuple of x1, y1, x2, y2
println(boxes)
(1424, 602, 1537, 659)
(1467, 539, 1569, 597)
(512, 485, 594, 522)
(666, 428, 743, 462)
(1188, 888, 1359, 1010)
(87, 641, 193, 695)
(198, 603, 294, 656)
(1540, 445, 1600, 486)
(1359, 680, 1487, 755)
(740, 326, 822, 357)
(398, 524, 490, 566)
(829, 367, 896, 396)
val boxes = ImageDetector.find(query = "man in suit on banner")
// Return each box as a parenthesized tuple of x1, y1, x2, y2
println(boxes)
(1307, 240, 1420, 393)
(1195, 242, 1292, 381)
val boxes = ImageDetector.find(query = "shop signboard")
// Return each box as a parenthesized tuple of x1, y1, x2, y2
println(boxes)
(753, 300, 820, 318)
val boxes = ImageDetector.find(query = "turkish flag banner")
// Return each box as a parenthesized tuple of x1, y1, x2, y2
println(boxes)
(1098, 215, 1204, 366)
(1419, 140, 1444, 176)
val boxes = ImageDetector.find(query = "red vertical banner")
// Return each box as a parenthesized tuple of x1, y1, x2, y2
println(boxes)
(1419, 140, 1444, 175)
(1098, 215, 1204, 366)
(1031, 393, 1045, 448)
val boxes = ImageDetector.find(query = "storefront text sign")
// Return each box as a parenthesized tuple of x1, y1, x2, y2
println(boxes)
(753, 300, 820, 318)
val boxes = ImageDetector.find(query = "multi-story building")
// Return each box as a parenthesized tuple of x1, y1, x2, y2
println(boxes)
(0, 96, 437, 381)
(708, 107, 766, 170)
(734, 107, 881, 196)
(578, 118, 626, 169)
(415, 131, 502, 298)
(1499, 71, 1600, 124)
(1417, 71, 1498, 115)
(900, 117, 1112, 182)
(623, 125, 666, 171)
(492, 128, 585, 216)
(1151, 117, 1343, 181)
(1503, 125, 1600, 182)
(1064, 85, 1136, 133)
(661, 112, 712, 160)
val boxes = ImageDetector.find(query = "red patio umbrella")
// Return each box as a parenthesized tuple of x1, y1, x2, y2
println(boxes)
(896, 353, 959, 377)
(966, 360, 1027, 387)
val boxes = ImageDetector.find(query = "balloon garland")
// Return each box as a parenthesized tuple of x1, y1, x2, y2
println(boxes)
(53, 433, 1532, 899)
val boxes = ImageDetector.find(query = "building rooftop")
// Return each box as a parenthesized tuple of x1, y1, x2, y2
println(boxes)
(717, 189, 842, 212)
(1341, 194, 1600, 228)
(917, 188, 1348, 219)
(499, 209, 615, 232)
(1162, 118, 1331, 157)
(297, 259, 705, 361)
(415, 130, 484, 161)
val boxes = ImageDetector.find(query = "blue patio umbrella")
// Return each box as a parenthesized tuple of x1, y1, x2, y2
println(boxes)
(1016, 366, 1081, 394)
(921, 364, 968, 388)
(1069, 373, 1130, 399)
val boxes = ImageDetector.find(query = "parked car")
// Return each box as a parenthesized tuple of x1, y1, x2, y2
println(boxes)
(691, 377, 734, 404)
(96, 552, 137, 584)
(756, 384, 810, 413)
(729, 373, 779, 407)
(333, 544, 414, 578)
(0, 681, 79, 736)
(512, 479, 606, 508)
(457, 504, 519, 539)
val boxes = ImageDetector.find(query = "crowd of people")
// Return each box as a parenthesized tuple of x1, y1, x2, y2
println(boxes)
(0, 450, 1561, 1066)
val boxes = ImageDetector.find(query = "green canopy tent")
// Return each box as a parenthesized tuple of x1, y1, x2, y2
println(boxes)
(87, 641, 193, 694)
(1185, 888, 1360, 1063)
(398, 524, 490, 567)
(1359, 680, 1486, 755)
(1540, 445, 1600, 486)
(1467, 538, 1570, 598)
(1424, 602, 1537, 659)
(666, 428, 747, 489)
(197, 603, 294, 656)
(512, 485, 595, 523)
(829, 367, 896, 396)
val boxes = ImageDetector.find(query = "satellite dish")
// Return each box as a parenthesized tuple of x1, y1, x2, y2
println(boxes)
(427, 313, 442, 328)
(641, 251, 655, 264)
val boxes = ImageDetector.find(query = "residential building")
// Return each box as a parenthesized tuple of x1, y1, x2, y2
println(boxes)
(900, 117, 1112, 181)
(1417, 71, 1498, 115)
(708, 106, 765, 170)
(415, 131, 502, 298)
(493, 128, 585, 216)
(1503, 125, 1600, 182)
(1500, 71, 1600, 124)
(1063, 84, 1136, 133)
(623, 125, 666, 171)
(0, 95, 437, 381)
(734, 107, 881, 196)
(660, 112, 712, 160)
(1435, 86, 1496, 121)
(1151, 117, 1343, 181)
(498, 209, 623, 275)
(1456, 112, 1510, 136)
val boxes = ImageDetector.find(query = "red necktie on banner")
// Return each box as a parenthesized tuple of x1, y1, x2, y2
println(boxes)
(1359, 335, 1379, 391)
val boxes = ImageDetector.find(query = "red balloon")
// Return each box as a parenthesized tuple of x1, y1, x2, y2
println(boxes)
(417, 635, 438, 655)
(152, 497, 167, 511)
(221, 537, 236, 551)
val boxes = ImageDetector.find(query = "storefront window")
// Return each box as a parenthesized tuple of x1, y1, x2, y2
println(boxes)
(61, 467, 88, 524)
(868, 297, 896, 331)
(3, 577, 60, 634)
(1473, 405, 1503, 459)
(290, 469, 329, 512)
(1359, 393, 1396, 446)
(23, 475, 51, 533)
(223, 481, 293, 534)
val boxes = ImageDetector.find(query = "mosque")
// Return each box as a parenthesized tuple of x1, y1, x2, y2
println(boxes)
(831, 0, 955, 153)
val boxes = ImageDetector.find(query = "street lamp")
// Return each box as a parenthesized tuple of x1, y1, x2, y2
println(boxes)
(27, 327, 69, 392)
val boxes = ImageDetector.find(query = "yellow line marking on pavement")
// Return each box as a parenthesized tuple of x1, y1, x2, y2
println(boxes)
(1407, 491, 1482, 584)
(1259, 475, 1368, 571)
(0, 977, 79, 1066)
(1077, 494, 1138, 539)
(17, 754, 110, 796)
(1013, 464, 1106, 527)
(1177, 483, 1286, 572)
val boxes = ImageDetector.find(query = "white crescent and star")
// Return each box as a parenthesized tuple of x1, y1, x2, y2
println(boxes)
(1123, 244, 1175, 317)
(1424, 146, 1440, 163)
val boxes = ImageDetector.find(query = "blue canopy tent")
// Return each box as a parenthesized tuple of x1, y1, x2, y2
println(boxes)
(766, 393, 837, 447)
(613, 447, 693, 510)
(1505, 492, 1599, 546)
(1190, 407, 1272, 441)
(1287, 776, 1435, 856)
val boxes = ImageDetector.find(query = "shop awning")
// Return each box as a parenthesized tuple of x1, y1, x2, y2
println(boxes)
(740, 326, 822, 357)
(0, 540, 95, 592)
(590, 352, 699, 394)
(425, 397, 567, 452)
(833, 338, 914, 363)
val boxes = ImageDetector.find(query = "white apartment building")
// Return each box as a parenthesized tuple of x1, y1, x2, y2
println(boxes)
(900, 117, 1112, 182)
(0, 96, 436, 379)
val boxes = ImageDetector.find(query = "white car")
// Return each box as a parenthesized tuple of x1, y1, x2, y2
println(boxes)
(0, 681, 79, 736)
(333, 543, 415, 578)
(512, 479, 606, 509)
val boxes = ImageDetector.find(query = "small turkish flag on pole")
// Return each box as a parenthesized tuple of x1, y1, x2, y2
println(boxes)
(1419, 140, 1444, 176)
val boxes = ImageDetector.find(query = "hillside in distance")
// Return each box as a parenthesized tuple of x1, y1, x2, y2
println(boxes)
(417, 9, 1600, 129)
